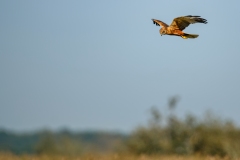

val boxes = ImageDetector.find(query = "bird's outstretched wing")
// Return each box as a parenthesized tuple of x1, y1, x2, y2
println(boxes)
(169, 15, 207, 31)
(152, 19, 169, 28)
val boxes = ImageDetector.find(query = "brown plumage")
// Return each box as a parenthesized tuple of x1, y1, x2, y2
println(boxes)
(152, 15, 207, 39)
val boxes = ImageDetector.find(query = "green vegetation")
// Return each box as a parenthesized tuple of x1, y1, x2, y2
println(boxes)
(0, 129, 126, 155)
(127, 96, 240, 158)
(1, 96, 240, 158)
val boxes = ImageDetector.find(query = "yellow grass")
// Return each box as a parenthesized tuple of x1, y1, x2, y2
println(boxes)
(0, 153, 239, 160)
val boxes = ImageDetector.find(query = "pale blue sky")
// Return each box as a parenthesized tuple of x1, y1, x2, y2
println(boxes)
(1, 1, 240, 133)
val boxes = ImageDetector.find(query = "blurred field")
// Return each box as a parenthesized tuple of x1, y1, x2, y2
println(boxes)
(0, 153, 238, 160)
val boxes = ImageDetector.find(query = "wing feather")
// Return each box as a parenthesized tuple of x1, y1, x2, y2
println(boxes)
(151, 19, 168, 28)
(169, 15, 207, 31)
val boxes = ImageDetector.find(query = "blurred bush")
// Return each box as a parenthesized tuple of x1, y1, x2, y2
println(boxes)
(127, 96, 240, 158)
(35, 131, 82, 156)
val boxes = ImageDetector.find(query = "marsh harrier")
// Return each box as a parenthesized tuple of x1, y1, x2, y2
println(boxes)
(152, 15, 207, 39)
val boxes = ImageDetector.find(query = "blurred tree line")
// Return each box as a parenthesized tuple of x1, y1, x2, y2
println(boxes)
(1, 96, 240, 158)
(0, 129, 126, 156)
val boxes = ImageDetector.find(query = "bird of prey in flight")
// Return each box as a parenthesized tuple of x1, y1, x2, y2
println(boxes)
(152, 15, 207, 39)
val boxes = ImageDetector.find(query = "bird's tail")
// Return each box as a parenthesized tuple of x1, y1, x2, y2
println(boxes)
(181, 33, 199, 39)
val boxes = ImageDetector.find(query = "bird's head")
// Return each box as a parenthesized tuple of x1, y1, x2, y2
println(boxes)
(160, 28, 166, 36)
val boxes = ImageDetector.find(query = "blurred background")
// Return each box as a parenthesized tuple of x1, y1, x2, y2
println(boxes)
(1, 0, 240, 157)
